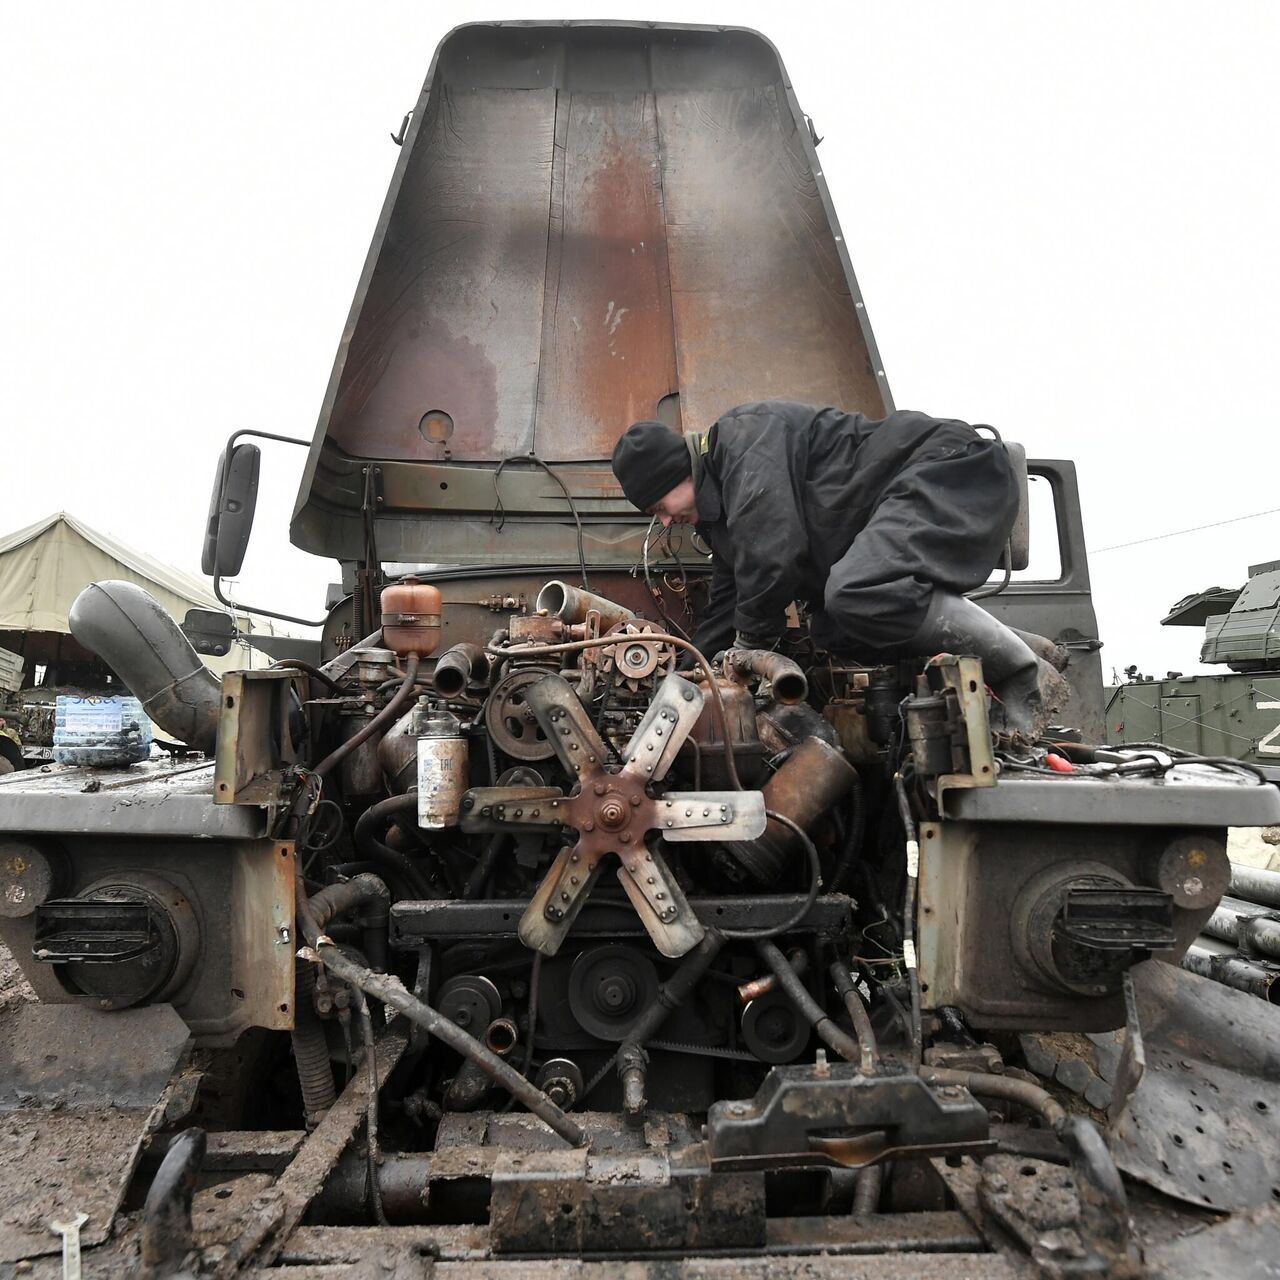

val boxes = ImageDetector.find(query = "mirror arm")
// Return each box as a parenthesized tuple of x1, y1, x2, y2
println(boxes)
(211, 429, 332, 629)
(212, 574, 331, 630)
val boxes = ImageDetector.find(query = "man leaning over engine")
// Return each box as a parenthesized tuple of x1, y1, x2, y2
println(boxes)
(610, 402, 1068, 741)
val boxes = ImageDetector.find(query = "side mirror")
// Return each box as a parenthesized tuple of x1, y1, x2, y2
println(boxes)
(181, 608, 237, 657)
(201, 443, 261, 577)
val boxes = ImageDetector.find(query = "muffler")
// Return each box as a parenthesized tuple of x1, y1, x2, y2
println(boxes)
(69, 580, 222, 752)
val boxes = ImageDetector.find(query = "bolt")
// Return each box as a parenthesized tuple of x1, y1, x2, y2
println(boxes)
(461, 796, 474, 810)
(595, 783, 606, 796)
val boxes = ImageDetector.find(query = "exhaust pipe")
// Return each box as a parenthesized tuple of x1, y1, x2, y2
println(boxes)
(69, 580, 222, 752)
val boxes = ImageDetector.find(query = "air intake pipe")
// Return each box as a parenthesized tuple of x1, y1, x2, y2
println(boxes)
(432, 643, 491, 697)
(535, 581, 635, 630)
(725, 648, 808, 706)
(69, 580, 222, 752)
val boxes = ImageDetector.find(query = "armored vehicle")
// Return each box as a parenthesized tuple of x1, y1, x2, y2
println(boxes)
(1107, 558, 1280, 780)
(1, 23, 1278, 1278)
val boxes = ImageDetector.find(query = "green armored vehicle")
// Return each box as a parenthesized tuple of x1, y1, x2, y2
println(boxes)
(1107, 558, 1280, 780)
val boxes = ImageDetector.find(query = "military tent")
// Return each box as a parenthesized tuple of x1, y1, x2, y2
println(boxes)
(0, 511, 286, 685)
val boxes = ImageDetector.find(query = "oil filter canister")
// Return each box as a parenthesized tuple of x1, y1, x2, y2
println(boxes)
(416, 710, 469, 829)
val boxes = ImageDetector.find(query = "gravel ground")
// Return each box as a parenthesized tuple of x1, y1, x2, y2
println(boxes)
(0, 937, 35, 1013)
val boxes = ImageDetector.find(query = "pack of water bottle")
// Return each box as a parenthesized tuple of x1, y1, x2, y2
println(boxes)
(53, 695, 153, 766)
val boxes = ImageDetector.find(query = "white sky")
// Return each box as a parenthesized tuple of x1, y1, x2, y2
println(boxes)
(3, 3, 1277, 678)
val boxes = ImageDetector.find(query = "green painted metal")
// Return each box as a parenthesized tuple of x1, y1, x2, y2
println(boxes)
(1107, 559, 1280, 772)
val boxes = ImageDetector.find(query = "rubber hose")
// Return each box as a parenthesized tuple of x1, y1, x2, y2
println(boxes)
(756, 941, 861, 1065)
(292, 958, 338, 1126)
(829, 961, 879, 1072)
(353, 795, 435, 899)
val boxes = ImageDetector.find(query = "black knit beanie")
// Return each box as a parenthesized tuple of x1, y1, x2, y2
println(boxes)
(611, 420, 692, 511)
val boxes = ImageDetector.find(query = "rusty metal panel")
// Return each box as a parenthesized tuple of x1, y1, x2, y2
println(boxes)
(230, 838, 296, 1034)
(659, 87, 883, 433)
(325, 87, 556, 463)
(533, 93, 680, 459)
(214, 669, 304, 806)
(294, 23, 893, 563)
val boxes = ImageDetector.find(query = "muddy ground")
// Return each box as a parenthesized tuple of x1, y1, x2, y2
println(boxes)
(0, 937, 35, 1013)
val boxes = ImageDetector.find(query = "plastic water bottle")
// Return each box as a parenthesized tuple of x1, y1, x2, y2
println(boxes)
(53, 695, 152, 767)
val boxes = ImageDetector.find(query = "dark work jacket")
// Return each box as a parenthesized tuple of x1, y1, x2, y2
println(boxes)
(690, 401, 996, 655)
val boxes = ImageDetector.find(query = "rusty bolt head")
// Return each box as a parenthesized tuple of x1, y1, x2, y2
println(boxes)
(599, 799, 627, 829)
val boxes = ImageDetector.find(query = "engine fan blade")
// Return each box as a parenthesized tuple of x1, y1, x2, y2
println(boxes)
(616, 844, 706, 957)
(649, 791, 767, 841)
(618, 674, 705, 784)
(459, 786, 566, 833)
(518, 841, 608, 955)
(523, 673, 613, 784)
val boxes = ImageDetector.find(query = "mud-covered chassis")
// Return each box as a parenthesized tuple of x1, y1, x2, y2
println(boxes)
(2, 581, 1279, 1278)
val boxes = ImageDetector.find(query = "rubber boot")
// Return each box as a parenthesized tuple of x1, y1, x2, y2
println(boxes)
(904, 592, 1070, 742)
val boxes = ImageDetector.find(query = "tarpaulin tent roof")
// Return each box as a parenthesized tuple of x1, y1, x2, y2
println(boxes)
(0, 511, 279, 639)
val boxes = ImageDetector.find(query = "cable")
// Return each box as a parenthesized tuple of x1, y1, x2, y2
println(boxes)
(639, 516, 693, 641)
(313, 654, 420, 780)
(966, 552, 1012, 600)
(717, 811, 822, 941)
(1091, 504, 1280, 554)
(521, 952, 542, 1082)
(351, 989, 389, 1226)
(894, 773, 923, 1066)
(270, 659, 346, 695)
(491, 455, 591, 590)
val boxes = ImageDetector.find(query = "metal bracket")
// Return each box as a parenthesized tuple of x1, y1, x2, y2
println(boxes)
(931, 655, 998, 815)
(707, 1062, 993, 1172)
